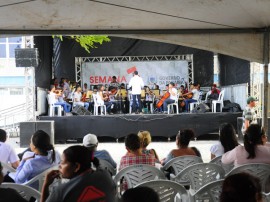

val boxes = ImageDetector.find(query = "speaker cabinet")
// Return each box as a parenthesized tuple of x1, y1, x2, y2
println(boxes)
(15, 48, 39, 67)
(20, 121, 54, 147)
(71, 105, 91, 115)
(191, 103, 210, 113)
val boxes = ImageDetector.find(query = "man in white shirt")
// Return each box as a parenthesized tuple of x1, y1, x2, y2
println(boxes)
(128, 71, 144, 114)
(183, 83, 200, 112)
(0, 129, 19, 169)
(163, 82, 178, 113)
(73, 87, 90, 110)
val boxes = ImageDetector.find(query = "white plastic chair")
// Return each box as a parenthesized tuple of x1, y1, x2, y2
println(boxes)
(1, 162, 16, 175)
(227, 163, 270, 192)
(98, 159, 116, 176)
(167, 93, 180, 114)
(149, 94, 156, 114)
(23, 166, 58, 192)
(209, 156, 233, 174)
(114, 164, 166, 196)
(161, 155, 203, 179)
(212, 89, 225, 113)
(92, 93, 106, 115)
(1, 183, 41, 201)
(136, 180, 190, 202)
(172, 163, 225, 196)
(47, 94, 62, 116)
(191, 179, 224, 202)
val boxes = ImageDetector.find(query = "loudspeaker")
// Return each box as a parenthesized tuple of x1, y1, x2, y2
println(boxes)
(15, 48, 39, 67)
(192, 103, 210, 113)
(20, 121, 54, 147)
(71, 105, 91, 115)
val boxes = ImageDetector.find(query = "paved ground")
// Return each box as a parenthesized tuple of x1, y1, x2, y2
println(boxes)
(7, 137, 216, 169)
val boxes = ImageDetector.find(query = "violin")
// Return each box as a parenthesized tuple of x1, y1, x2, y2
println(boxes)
(81, 92, 87, 102)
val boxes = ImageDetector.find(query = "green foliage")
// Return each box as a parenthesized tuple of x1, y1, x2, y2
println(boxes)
(53, 35, 110, 53)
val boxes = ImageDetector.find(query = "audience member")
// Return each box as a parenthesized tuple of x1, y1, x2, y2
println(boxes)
(210, 123, 239, 159)
(5, 130, 57, 187)
(0, 129, 19, 169)
(119, 133, 155, 171)
(121, 186, 160, 202)
(222, 124, 270, 167)
(41, 145, 116, 202)
(83, 133, 117, 168)
(0, 162, 27, 202)
(161, 129, 201, 165)
(138, 130, 159, 162)
(220, 172, 262, 202)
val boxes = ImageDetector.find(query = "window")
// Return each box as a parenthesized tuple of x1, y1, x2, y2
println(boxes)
(0, 44, 6, 58)
(0, 37, 23, 59)
(0, 88, 8, 96)
(9, 44, 21, 58)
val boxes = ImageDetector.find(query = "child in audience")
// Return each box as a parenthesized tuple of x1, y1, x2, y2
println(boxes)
(138, 130, 160, 163)
(222, 124, 270, 167)
(41, 145, 116, 202)
(210, 123, 239, 159)
(161, 129, 201, 165)
(220, 172, 262, 202)
(5, 130, 57, 187)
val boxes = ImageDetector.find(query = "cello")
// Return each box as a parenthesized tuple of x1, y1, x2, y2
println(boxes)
(156, 91, 170, 108)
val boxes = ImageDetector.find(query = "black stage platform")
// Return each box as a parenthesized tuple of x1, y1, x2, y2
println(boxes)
(39, 112, 242, 143)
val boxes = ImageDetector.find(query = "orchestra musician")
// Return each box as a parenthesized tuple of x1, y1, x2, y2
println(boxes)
(143, 86, 154, 112)
(182, 83, 200, 112)
(162, 82, 178, 113)
(97, 85, 113, 115)
(49, 86, 71, 113)
(73, 87, 90, 110)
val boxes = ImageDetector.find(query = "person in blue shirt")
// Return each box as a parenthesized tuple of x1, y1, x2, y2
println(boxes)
(6, 130, 57, 189)
(83, 133, 117, 169)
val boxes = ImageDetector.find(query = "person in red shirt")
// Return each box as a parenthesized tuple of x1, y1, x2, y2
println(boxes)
(119, 133, 156, 171)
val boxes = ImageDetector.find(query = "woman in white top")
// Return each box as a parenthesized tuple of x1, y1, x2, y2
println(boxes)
(73, 87, 89, 110)
(96, 85, 113, 115)
(210, 123, 239, 159)
(222, 124, 270, 167)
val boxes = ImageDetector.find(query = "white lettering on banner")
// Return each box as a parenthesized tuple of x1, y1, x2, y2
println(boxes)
(82, 61, 189, 89)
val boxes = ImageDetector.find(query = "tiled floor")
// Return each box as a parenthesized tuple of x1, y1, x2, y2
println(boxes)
(7, 137, 216, 169)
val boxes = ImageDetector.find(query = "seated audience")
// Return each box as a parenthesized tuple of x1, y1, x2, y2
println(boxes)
(0, 129, 19, 169)
(220, 172, 262, 202)
(41, 145, 116, 202)
(138, 130, 160, 163)
(5, 130, 57, 186)
(121, 186, 160, 202)
(83, 133, 117, 168)
(210, 123, 239, 159)
(161, 129, 201, 165)
(222, 124, 270, 167)
(119, 133, 155, 171)
(0, 162, 27, 202)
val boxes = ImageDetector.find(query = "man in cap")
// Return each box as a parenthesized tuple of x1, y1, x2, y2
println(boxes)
(242, 96, 258, 133)
(83, 134, 116, 169)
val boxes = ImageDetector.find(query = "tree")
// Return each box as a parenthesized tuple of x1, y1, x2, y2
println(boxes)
(53, 35, 110, 53)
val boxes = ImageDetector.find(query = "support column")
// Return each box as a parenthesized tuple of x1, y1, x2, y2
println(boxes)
(263, 28, 269, 132)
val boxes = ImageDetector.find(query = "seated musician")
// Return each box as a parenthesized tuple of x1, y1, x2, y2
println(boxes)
(183, 83, 200, 112)
(108, 76, 119, 92)
(163, 82, 178, 113)
(143, 86, 154, 112)
(97, 85, 113, 115)
(207, 83, 220, 103)
(49, 86, 71, 113)
(73, 87, 90, 110)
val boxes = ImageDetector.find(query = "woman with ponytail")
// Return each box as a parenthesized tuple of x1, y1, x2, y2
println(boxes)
(41, 145, 116, 202)
(222, 124, 270, 167)
(6, 130, 58, 186)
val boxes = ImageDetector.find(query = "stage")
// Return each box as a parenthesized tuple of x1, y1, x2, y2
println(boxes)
(39, 112, 242, 143)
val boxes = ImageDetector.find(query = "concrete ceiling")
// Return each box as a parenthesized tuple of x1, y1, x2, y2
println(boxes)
(0, 0, 270, 32)
(0, 0, 269, 63)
